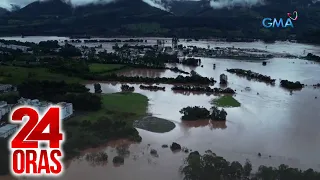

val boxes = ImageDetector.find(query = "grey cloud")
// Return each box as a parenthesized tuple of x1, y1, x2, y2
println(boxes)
(209, 0, 265, 9)
(0, 0, 267, 11)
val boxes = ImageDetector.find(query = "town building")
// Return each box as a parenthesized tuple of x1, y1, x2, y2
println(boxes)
(0, 101, 11, 119)
(58, 102, 74, 120)
(17, 98, 73, 120)
(0, 84, 16, 93)
(18, 98, 52, 114)
(0, 124, 18, 138)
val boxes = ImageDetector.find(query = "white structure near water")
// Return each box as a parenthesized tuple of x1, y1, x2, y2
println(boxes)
(58, 102, 73, 120)
(0, 101, 11, 119)
(0, 124, 18, 138)
(18, 98, 73, 120)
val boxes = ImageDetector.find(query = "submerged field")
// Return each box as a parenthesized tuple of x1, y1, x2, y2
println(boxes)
(211, 95, 241, 108)
(89, 63, 125, 73)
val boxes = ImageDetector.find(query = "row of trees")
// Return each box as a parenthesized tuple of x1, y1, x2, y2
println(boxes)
(226, 69, 276, 85)
(172, 85, 235, 94)
(85, 74, 216, 85)
(181, 151, 320, 180)
(280, 80, 304, 90)
(139, 85, 165, 91)
(179, 106, 227, 121)
(17, 80, 101, 111)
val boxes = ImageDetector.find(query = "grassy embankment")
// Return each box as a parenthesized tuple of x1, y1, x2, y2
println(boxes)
(69, 92, 149, 122)
(211, 95, 241, 108)
(88, 63, 127, 75)
(0, 63, 127, 84)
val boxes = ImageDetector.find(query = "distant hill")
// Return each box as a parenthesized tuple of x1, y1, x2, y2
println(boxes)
(0, 0, 319, 44)
(0, 7, 8, 16)
(10, 0, 72, 17)
(74, 0, 170, 17)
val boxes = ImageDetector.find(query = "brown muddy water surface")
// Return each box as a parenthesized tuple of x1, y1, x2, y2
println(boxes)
(1, 37, 320, 180)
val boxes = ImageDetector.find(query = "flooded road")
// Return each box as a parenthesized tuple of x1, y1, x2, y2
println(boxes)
(1, 36, 319, 180)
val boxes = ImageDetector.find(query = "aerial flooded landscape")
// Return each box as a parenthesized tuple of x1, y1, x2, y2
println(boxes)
(0, 0, 319, 179)
(0, 36, 319, 179)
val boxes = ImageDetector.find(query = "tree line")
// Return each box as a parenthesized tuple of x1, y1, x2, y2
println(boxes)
(180, 106, 227, 121)
(17, 80, 101, 111)
(181, 151, 320, 180)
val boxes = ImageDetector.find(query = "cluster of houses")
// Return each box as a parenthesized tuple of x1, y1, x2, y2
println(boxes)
(0, 84, 16, 93)
(0, 97, 73, 138)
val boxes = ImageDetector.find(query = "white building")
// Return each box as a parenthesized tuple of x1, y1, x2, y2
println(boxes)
(18, 98, 52, 113)
(0, 84, 16, 93)
(0, 124, 18, 138)
(0, 101, 11, 119)
(58, 102, 73, 120)
(17, 98, 73, 120)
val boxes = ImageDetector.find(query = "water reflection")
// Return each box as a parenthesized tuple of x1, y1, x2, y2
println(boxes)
(172, 90, 212, 96)
(181, 120, 227, 130)
(118, 68, 166, 78)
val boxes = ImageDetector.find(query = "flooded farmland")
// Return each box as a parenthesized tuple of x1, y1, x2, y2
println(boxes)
(1, 36, 320, 180)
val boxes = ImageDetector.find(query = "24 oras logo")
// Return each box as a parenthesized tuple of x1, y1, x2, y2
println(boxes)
(262, 11, 298, 28)
(8, 105, 65, 177)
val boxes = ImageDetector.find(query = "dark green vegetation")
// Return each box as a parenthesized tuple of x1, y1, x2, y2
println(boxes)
(180, 106, 227, 121)
(121, 84, 135, 92)
(85, 152, 108, 166)
(94, 83, 102, 93)
(181, 151, 320, 180)
(89, 74, 216, 85)
(17, 80, 100, 111)
(305, 53, 320, 62)
(0, 0, 319, 44)
(280, 80, 304, 90)
(140, 85, 165, 91)
(212, 95, 241, 108)
(64, 114, 141, 159)
(89, 63, 125, 73)
(0, 65, 81, 84)
(133, 116, 176, 133)
(61, 92, 148, 159)
(172, 85, 235, 94)
(0, 92, 19, 104)
(227, 69, 276, 84)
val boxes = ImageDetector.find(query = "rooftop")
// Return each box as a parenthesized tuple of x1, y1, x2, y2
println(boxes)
(0, 124, 18, 134)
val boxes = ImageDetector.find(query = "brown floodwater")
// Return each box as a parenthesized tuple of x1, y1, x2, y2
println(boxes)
(1, 37, 320, 180)
(65, 56, 320, 180)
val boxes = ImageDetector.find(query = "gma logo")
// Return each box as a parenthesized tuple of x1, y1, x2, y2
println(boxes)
(262, 18, 294, 28)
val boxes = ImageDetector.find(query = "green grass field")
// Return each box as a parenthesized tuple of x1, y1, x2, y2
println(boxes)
(211, 95, 241, 108)
(72, 92, 149, 122)
(0, 66, 81, 84)
(89, 63, 125, 73)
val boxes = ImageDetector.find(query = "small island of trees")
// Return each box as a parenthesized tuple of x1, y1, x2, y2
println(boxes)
(179, 106, 227, 121)
(226, 68, 276, 84)
(172, 85, 235, 94)
(280, 80, 304, 90)
(121, 84, 135, 92)
(139, 85, 165, 91)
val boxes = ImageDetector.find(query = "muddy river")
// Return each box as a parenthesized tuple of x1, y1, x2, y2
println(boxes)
(1, 36, 320, 180)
